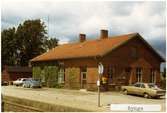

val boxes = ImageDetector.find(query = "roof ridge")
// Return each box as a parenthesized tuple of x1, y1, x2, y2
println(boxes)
(30, 32, 139, 62)
(58, 32, 138, 46)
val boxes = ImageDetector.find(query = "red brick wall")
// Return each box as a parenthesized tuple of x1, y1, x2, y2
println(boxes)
(2, 70, 32, 82)
(102, 37, 161, 85)
(61, 37, 162, 90)
(62, 58, 98, 90)
(2, 70, 10, 82)
(9, 72, 32, 81)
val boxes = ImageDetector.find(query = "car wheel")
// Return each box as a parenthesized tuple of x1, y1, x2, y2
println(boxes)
(155, 96, 160, 99)
(123, 89, 128, 95)
(144, 93, 151, 99)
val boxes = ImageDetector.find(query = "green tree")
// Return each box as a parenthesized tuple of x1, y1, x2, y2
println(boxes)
(15, 19, 47, 66)
(2, 27, 17, 66)
(2, 19, 59, 66)
(45, 38, 59, 50)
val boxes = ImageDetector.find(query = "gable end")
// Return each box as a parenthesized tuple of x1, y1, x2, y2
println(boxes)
(102, 33, 165, 62)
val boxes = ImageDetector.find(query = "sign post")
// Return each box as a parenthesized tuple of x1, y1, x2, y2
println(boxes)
(97, 62, 104, 107)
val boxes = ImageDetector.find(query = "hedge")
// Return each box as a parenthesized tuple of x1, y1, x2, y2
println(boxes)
(32, 66, 59, 87)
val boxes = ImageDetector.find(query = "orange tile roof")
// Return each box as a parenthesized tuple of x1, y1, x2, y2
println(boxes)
(31, 33, 137, 62)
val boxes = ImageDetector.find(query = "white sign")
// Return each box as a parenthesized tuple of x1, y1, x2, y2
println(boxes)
(97, 80, 100, 86)
(98, 62, 104, 74)
(110, 104, 161, 112)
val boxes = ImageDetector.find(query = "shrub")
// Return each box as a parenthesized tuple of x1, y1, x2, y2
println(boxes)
(43, 66, 59, 87)
(32, 66, 41, 79)
(32, 65, 59, 88)
(67, 67, 78, 88)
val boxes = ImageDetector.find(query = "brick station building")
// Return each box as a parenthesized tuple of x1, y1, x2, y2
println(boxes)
(31, 30, 165, 91)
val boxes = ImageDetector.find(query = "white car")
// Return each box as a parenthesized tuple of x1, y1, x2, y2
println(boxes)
(13, 78, 29, 86)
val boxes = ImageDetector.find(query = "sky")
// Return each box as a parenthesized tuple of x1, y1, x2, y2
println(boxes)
(1, 0, 166, 59)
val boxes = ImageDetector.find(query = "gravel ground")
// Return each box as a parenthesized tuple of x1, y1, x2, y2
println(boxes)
(1, 86, 166, 112)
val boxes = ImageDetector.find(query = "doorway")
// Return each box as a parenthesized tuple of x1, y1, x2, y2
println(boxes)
(80, 67, 87, 89)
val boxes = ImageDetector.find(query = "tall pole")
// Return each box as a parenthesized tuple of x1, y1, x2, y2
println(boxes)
(98, 62, 103, 107)
(98, 73, 100, 107)
(97, 61, 103, 107)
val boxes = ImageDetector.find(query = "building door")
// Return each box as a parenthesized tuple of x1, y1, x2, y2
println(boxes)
(80, 67, 87, 89)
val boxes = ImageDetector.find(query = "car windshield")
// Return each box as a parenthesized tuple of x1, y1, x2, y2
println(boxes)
(148, 84, 158, 89)
(30, 79, 40, 83)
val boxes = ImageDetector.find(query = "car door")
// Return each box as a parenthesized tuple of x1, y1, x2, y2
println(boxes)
(137, 84, 145, 96)
(127, 85, 136, 94)
(131, 83, 141, 95)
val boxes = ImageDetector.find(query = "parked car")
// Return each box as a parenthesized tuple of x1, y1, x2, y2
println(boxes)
(1, 81, 8, 86)
(22, 79, 41, 88)
(13, 78, 29, 86)
(121, 82, 165, 99)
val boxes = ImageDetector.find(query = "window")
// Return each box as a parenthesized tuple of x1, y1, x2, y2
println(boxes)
(58, 68, 65, 84)
(41, 70, 45, 82)
(108, 66, 114, 79)
(150, 69, 156, 83)
(82, 73, 86, 79)
(136, 68, 142, 82)
(140, 84, 145, 88)
(80, 67, 87, 89)
(81, 67, 87, 80)
(81, 67, 87, 73)
(134, 83, 140, 87)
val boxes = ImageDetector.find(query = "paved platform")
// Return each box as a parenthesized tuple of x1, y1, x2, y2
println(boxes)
(1, 86, 166, 112)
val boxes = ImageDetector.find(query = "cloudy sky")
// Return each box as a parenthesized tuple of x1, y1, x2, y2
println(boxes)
(2, 0, 166, 58)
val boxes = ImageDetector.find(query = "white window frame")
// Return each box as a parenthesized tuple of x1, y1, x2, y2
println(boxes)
(136, 68, 142, 82)
(151, 69, 156, 83)
(58, 68, 65, 84)
(80, 67, 87, 89)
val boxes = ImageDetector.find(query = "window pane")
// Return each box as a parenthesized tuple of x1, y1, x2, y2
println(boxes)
(108, 67, 114, 79)
(58, 68, 65, 84)
(83, 73, 86, 79)
(136, 68, 142, 82)
(150, 69, 156, 83)
(81, 67, 87, 72)
(134, 83, 140, 87)
(141, 84, 145, 88)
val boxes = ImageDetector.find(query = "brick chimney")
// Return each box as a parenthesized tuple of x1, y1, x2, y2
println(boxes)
(100, 29, 108, 39)
(79, 34, 86, 42)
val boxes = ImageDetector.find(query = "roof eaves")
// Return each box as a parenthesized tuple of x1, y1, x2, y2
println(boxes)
(30, 55, 97, 62)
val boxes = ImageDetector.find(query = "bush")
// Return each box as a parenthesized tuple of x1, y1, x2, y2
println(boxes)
(67, 67, 78, 88)
(43, 66, 59, 87)
(32, 66, 41, 79)
(32, 65, 59, 88)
